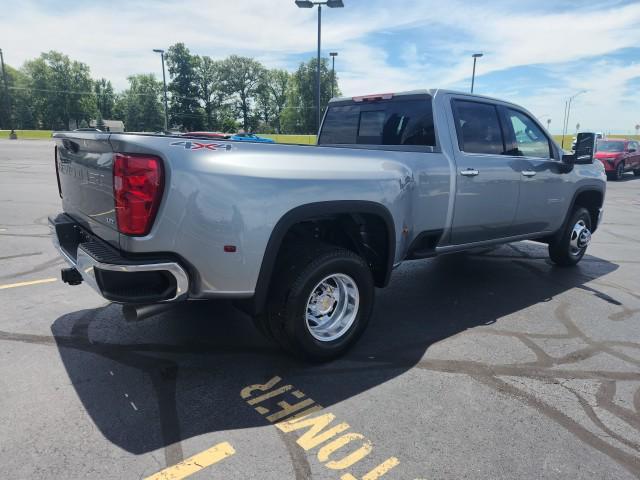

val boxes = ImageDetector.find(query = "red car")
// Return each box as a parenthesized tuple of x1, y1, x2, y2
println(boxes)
(594, 139, 640, 180)
(182, 131, 231, 139)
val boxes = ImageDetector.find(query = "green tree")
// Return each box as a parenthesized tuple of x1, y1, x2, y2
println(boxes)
(221, 55, 266, 131)
(281, 57, 339, 134)
(255, 84, 274, 133)
(22, 51, 96, 129)
(165, 43, 203, 131)
(255, 69, 289, 133)
(118, 74, 164, 132)
(94, 78, 115, 119)
(195, 55, 233, 131)
(0, 64, 36, 129)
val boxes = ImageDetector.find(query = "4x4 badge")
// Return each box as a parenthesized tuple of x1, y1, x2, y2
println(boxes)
(170, 141, 232, 151)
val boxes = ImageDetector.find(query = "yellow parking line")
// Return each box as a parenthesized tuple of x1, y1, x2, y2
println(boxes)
(0, 278, 57, 290)
(144, 442, 236, 480)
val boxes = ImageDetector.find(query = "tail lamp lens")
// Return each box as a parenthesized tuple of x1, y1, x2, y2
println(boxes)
(113, 153, 163, 236)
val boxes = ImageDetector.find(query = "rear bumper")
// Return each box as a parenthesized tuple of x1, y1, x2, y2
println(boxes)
(49, 213, 189, 303)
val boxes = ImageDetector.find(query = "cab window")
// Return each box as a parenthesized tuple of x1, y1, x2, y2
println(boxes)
(452, 100, 505, 155)
(506, 109, 552, 158)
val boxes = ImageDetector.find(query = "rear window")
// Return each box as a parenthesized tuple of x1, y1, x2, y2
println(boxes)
(318, 98, 436, 147)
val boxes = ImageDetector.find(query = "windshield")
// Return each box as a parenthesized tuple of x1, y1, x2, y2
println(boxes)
(596, 141, 624, 152)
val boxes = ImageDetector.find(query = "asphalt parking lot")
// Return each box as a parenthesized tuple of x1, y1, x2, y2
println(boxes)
(1, 138, 639, 479)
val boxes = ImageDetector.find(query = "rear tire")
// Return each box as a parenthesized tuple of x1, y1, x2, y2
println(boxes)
(262, 245, 374, 361)
(548, 207, 592, 266)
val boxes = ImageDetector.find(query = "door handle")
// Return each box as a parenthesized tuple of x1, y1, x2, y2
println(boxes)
(460, 168, 479, 177)
(521, 170, 537, 177)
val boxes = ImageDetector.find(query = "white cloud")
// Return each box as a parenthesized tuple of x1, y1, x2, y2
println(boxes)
(1, 0, 639, 131)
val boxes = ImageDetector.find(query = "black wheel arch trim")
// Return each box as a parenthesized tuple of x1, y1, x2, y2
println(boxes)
(252, 200, 396, 315)
(555, 185, 605, 240)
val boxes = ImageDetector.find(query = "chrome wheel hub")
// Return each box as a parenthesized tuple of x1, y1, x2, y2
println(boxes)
(569, 219, 591, 256)
(306, 273, 359, 342)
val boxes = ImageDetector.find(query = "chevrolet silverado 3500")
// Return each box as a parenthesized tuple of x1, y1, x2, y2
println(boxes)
(50, 89, 605, 360)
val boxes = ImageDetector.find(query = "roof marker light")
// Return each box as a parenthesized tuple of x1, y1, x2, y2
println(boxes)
(352, 93, 394, 102)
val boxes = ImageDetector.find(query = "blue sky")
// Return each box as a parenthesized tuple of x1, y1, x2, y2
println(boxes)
(1, 0, 639, 133)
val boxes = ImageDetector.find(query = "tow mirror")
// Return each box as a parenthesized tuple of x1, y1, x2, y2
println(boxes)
(563, 132, 595, 164)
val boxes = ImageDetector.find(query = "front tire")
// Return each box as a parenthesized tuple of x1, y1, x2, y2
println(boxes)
(613, 162, 625, 181)
(634, 169, 640, 177)
(262, 246, 374, 361)
(548, 207, 592, 266)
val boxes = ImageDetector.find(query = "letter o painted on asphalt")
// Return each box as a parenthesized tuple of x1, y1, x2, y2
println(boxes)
(317, 433, 373, 470)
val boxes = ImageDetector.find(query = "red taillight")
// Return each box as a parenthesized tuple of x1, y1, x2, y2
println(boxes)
(113, 153, 163, 236)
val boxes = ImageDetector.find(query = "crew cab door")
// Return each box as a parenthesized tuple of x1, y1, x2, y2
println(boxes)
(500, 107, 568, 234)
(449, 97, 521, 244)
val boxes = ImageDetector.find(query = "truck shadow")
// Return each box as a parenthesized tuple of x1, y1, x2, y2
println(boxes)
(50, 241, 620, 458)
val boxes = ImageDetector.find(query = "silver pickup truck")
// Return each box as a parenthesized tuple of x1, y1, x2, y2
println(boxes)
(49, 89, 606, 360)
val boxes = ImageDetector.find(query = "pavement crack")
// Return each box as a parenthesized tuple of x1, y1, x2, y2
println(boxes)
(276, 424, 312, 480)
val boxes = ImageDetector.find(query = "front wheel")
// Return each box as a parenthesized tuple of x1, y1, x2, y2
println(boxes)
(548, 207, 592, 266)
(261, 246, 374, 361)
(612, 162, 625, 181)
(634, 169, 640, 177)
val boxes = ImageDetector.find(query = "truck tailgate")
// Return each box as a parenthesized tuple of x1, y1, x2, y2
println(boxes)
(55, 132, 120, 248)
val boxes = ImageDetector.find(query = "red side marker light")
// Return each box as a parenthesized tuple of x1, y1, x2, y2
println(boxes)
(224, 245, 237, 253)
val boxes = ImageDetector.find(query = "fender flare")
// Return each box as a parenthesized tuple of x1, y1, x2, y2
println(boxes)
(252, 200, 396, 315)
(555, 185, 605, 239)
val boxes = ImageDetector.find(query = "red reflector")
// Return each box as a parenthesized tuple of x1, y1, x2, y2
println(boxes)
(113, 153, 163, 236)
(224, 245, 237, 253)
(352, 93, 394, 102)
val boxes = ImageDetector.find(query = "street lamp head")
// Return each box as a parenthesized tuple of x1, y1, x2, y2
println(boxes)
(295, 0, 314, 7)
(330, 52, 338, 57)
(326, 0, 344, 7)
(472, 53, 483, 58)
(153, 49, 164, 54)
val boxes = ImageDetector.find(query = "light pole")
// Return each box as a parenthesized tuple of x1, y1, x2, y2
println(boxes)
(330, 51, 338, 99)
(547, 118, 551, 131)
(0, 48, 16, 139)
(295, 0, 344, 133)
(561, 90, 586, 149)
(470, 53, 483, 94)
(153, 49, 169, 131)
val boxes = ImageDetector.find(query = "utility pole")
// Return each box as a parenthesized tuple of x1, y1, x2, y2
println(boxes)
(561, 90, 586, 149)
(316, 4, 322, 132)
(153, 49, 169, 131)
(470, 53, 483, 94)
(330, 52, 338, 99)
(0, 48, 16, 139)
(295, 1, 344, 133)
(561, 100, 568, 149)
